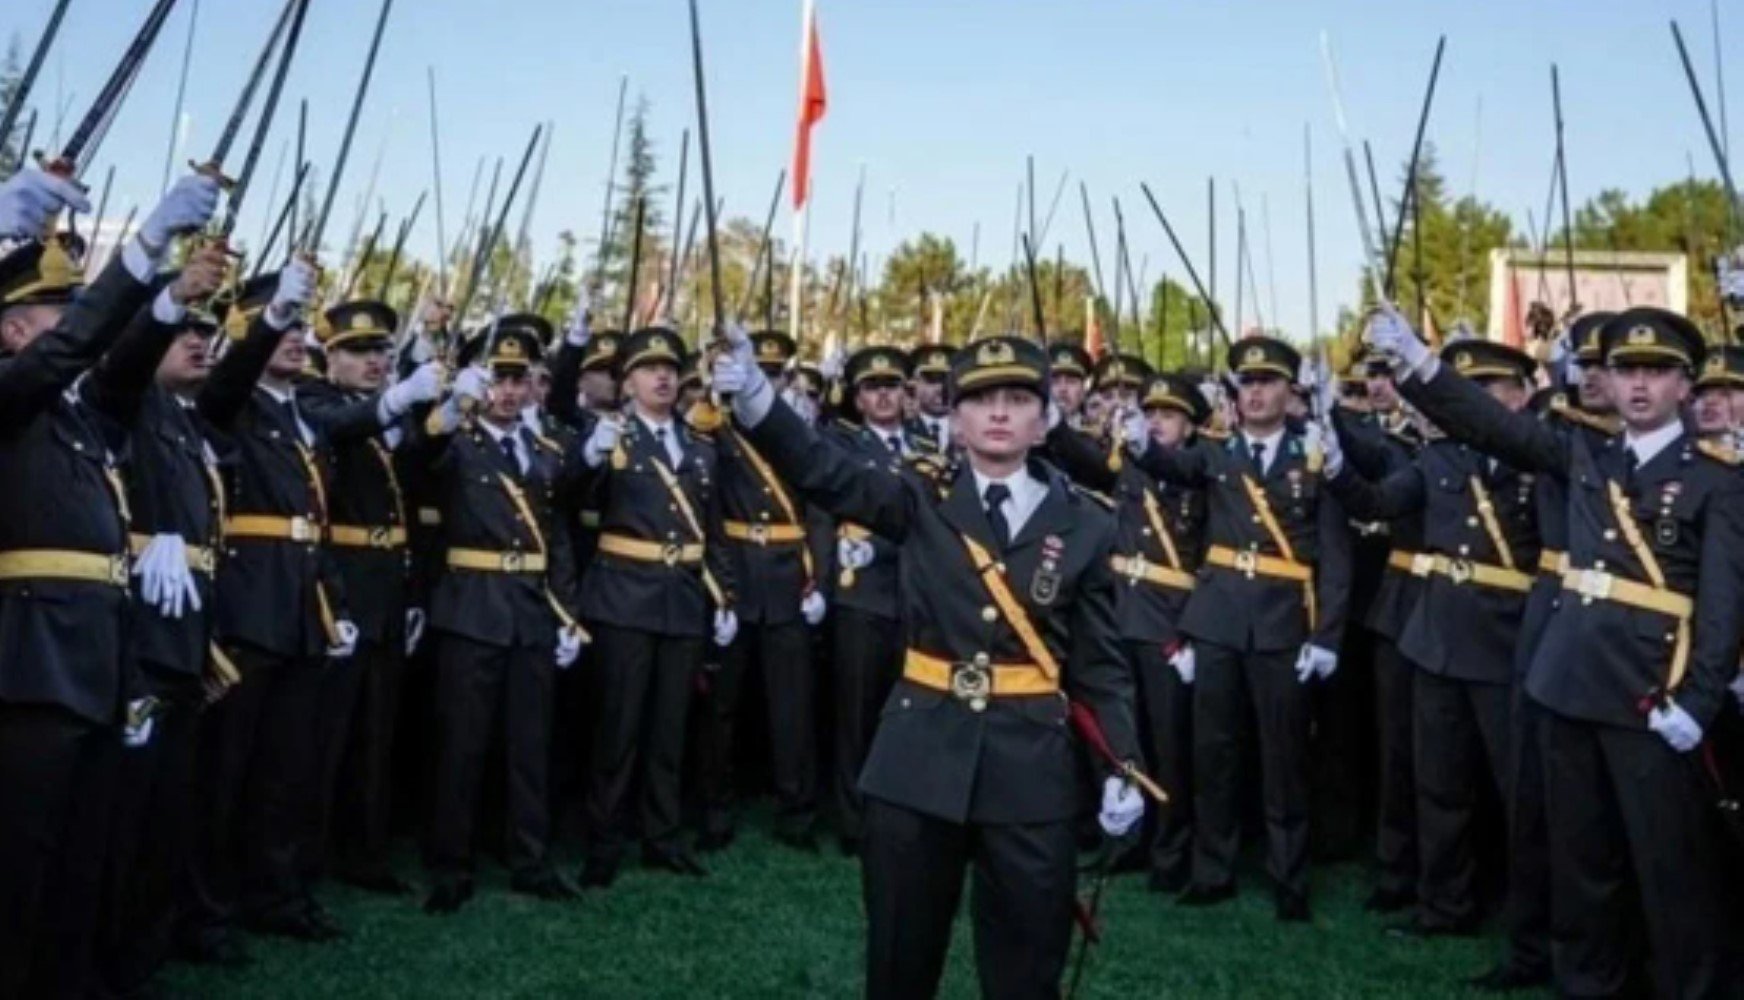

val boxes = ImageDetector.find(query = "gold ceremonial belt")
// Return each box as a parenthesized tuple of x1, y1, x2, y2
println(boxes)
(328, 525, 408, 550)
(723, 521, 807, 545)
(0, 549, 129, 587)
(225, 514, 322, 543)
(128, 533, 216, 575)
(1422, 554, 1532, 593)
(903, 649, 1058, 712)
(598, 533, 704, 567)
(1205, 544, 1312, 583)
(1387, 550, 1428, 576)
(1538, 549, 1568, 577)
(1110, 554, 1195, 592)
(1560, 567, 1693, 619)
(446, 548, 548, 574)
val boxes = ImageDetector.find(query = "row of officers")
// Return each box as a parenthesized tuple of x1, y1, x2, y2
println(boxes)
(2, 158, 1743, 999)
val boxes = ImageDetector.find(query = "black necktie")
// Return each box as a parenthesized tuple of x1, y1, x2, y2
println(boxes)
(500, 433, 521, 472)
(1250, 441, 1266, 475)
(984, 482, 1012, 552)
(1623, 448, 1639, 493)
(282, 399, 304, 440)
(886, 434, 902, 455)
(655, 426, 670, 463)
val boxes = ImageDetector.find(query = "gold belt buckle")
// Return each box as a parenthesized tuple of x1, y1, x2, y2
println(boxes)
(1577, 568, 1613, 604)
(108, 554, 130, 586)
(749, 523, 769, 545)
(951, 653, 993, 712)
(501, 551, 527, 572)
(660, 543, 683, 566)
(1233, 549, 1258, 578)
(368, 526, 391, 548)
(289, 516, 313, 542)
(1124, 555, 1147, 582)
(1446, 558, 1473, 585)
(1411, 553, 1434, 577)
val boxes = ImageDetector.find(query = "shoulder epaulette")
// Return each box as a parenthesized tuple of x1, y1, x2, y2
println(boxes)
(1548, 396, 1622, 436)
(1696, 439, 1742, 466)
(532, 432, 562, 454)
(1072, 485, 1116, 510)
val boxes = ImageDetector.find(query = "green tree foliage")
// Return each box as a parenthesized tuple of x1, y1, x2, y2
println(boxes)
(1567, 178, 1734, 336)
(593, 95, 669, 328)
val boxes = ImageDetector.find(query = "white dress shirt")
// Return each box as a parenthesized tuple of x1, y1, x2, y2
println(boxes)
(1625, 419, 1682, 469)
(259, 383, 313, 445)
(636, 413, 686, 467)
(1241, 427, 1285, 476)
(973, 466, 1047, 543)
(479, 417, 529, 475)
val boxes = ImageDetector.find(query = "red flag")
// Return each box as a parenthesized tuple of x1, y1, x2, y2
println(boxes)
(1084, 296, 1104, 358)
(791, 0, 827, 209)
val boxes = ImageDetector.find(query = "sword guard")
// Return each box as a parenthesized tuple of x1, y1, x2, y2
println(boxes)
(189, 159, 238, 191)
(33, 151, 87, 192)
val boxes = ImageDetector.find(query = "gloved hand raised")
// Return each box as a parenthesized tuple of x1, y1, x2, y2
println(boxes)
(139, 173, 223, 256)
(0, 166, 92, 237)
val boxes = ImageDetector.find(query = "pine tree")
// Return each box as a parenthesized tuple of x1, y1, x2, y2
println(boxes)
(594, 95, 668, 329)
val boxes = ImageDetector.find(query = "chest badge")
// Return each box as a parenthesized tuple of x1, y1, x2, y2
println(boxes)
(1655, 518, 1679, 546)
(1032, 535, 1064, 605)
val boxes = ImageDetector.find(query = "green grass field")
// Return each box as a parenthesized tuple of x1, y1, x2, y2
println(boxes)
(164, 813, 1522, 999)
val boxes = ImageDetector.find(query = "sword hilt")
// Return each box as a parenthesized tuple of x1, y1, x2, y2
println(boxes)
(190, 159, 238, 191)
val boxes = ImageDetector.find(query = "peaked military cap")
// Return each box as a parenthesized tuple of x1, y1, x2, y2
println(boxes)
(1228, 335, 1301, 381)
(457, 313, 550, 372)
(910, 344, 953, 377)
(1695, 343, 1744, 391)
(1600, 307, 1704, 370)
(1441, 339, 1538, 383)
(750, 330, 798, 372)
(320, 299, 399, 352)
(1091, 352, 1152, 391)
(949, 335, 1049, 401)
(0, 233, 85, 308)
(1140, 372, 1212, 424)
(620, 325, 688, 375)
(1568, 311, 1617, 364)
(581, 330, 625, 373)
(846, 345, 911, 385)
(1048, 343, 1092, 378)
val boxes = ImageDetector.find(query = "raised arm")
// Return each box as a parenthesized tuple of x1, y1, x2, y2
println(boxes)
(1044, 423, 1122, 493)
(741, 399, 913, 543)
(1332, 406, 1404, 479)
(1398, 365, 1568, 476)
(1325, 460, 1428, 523)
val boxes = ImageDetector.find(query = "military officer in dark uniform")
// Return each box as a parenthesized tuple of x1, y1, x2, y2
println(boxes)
(715, 329, 1150, 1000)
(575, 327, 736, 887)
(1325, 341, 1543, 938)
(1690, 344, 1744, 442)
(822, 345, 927, 855)
(1091, 351, 1152, 414)
(1123, 336, 1353, 921)
(697, 330, 825, 851)
(185, 258, 363, 950)
(85, 249, 233, 995)
(0, 168, 219, 996)
(1047, 343, 1093, 426)
(906, 344, 955, 453)
(1370, 306, 1744, 997)
(300, 299, 442, 894)
(1047, 371, 1210, 892)
(1326, 352, 1427, 915)
(412, 317, 584, 913)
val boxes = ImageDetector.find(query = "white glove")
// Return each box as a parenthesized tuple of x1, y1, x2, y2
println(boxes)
(405, 608, 426, 656)
(582, 415, 623, 469)
(820, 345, 847, 381)
(781, 385, 818, 426)
(1308, 356, 1338, 419)
(713, 609, 739, 648)
(1365, 305, 1431, 377)
(715, 323, 774, 424)
(452, 364, 490, 405)
(1120, 406, 1150, 458)
(131, 533, 202, 619)
(1317, 419, 1344, 479)
(1294, 644, 1337, 684)
(122, 699, 158, 748)
(267, 257, 318, 329)
(139, 173, 222, 254)
(1648, 700, 1703, 753)
(327, 620, 359, 659)
(800, 590, 827, 626)
(564, 288, 592, 346)
(0, 166, 92, 236)
(555, 625, 585, 669)
(382, 361, 444, 418)
(1097, 776, 1145, 838)
(1730, 673, 1744, 712)
(1169, 644, 1196, 684)
(1045, 400, 1062, 433)
(837, 537, 874, 571)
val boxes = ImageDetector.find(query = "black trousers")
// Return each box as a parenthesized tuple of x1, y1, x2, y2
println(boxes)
(1540, 707, 1737, 998)
(862, 797, 1077, 1000)
(1499, 687, 1552, 976)
(427, 632, 554, 881)
(182, 646, 323, 939)
(97, 667, 203, 996)
(1312, 625, 1375, 861)
(1371, 635, 1418, 899)
(700, 618, 818, 838)
(328, 639, 406, 880)
(1191, 641, 1310, 900)
(307, 641, 368, 881)
(1412, 670, 1509, 929)
(0, 702, 119, 999)
(1129, 641, 1193, 883)
(585, 625, 702, 865)
(831, 607, 902, 841)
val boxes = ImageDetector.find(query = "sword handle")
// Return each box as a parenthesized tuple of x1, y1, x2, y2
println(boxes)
(189, 159, 238, 191)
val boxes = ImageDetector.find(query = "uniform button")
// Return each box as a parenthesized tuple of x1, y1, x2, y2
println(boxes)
(1594, 560, 1606, 570)
(1250, 515, 1262, 524)
(900, 698, 911, 709)
(1140, 527, 1152, 537)
(1465, 517, 1478, 528)
(1603, 529, 1617, 541)
(1458, 545, 1470, 556)
(981, 606, 998, 623)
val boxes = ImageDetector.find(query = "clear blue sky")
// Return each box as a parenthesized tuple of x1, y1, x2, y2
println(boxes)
(4, 0, 1736, 339)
